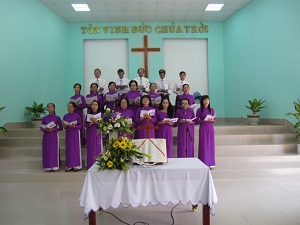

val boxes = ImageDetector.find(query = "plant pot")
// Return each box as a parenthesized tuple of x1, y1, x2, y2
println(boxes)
(297, 143, 300, 154)
(247, 114, 260, 125)
(31, 118, 42, 128)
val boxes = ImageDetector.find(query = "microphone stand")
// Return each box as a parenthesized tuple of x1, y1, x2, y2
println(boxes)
(182, 108, 193, 158)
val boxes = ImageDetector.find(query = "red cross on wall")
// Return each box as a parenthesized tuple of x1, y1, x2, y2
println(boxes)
(131, 35, 160, 78)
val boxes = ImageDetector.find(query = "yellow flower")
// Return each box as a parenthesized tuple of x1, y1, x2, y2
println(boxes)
(119, 141, 127, 149)
(107, 160, 113, 168)
(113, 141, 120, 148)
(128, 141, 133, 150)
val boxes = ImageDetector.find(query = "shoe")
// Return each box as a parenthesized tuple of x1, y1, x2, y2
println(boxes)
(52, 169, 59, 172)
(73, 168, 82, 172)
(65, 168, 73, 172)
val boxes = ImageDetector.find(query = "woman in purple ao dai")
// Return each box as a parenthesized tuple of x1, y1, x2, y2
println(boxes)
(85, 83, 103, 114)
(70, 83, 86, 146)
(63, 102, 82, 172)
(124, 80, 142, 115)
(115, 97, 135, 139)
(196, 95, 216, 169)
(135, 95, 157, 139)
(175, 98, 195, 158)
(40, 103, 63, 172)
(156, 97, 174, 158)
(85, 100, 102, 169)
(103, 81, 120, 111)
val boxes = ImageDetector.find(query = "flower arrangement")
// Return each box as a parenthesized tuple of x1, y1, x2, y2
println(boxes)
(96, 137, 151, 171)
(98, 108, 133, 135)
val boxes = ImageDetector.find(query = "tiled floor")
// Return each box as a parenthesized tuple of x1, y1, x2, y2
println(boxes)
(1, 176, 300, 225)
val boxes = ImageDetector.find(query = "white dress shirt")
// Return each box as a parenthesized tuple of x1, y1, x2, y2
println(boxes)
(115, 77, 130, 95)
(173, 80, 189, 95)
(155, 78, 172, 95)
(89, 78, 106, 94)
(134, 76, 150, 93)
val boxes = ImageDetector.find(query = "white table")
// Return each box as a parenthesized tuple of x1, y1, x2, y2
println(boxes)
(79, 158, 218, 225)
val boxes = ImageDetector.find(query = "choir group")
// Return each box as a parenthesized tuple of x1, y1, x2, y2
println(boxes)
(40, 68, 216, 172)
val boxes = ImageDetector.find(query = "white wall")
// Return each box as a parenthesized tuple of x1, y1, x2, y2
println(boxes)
(83, 39, 128, 95)
(163, 38, 208, 109)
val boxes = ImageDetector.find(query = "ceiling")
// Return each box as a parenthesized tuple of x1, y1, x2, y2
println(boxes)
(39, 0, 251, 23)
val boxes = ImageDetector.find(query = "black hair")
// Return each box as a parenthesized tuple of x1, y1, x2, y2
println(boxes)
(68, 101, 76, 109)
(90, 83, 98, 88)
(73, 83, 82, 90)
(137, 68, 145, 73)
(129, 80, 138, 87)
(181, 97, 190, 105)
(201, 95, 211, 113)
(91, 100, 101, 114)
(47, 103, 56, 114)
(94, 68, 101, 74)
(159, 69, 166, 74)
(118, 97, 129, 108)
(140, 95, 152, 107)
(159, 97, 174, 118)
(117, 69, 124, 74)
(108, 81, 116, 87)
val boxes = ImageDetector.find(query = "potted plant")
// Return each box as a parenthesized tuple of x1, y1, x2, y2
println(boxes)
(285, 99, 300, 153)
(245, 98, 266, 125)
(0, 106, 8, 134)
(25, 101, 47, 128)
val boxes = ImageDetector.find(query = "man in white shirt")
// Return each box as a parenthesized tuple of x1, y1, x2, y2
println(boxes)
(173, 71, 189, 95)
(115, 68, 130, 96)
(88, 68, 106, 95)
(155, 69, 172, 97)
(173, 71, 190, 114)
(134, 68, 150, 94)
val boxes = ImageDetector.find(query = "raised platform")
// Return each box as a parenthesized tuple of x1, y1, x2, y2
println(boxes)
(0, 122, 299, 182)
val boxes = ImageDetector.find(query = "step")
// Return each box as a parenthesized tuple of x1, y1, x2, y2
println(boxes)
(0, 146, 87, 158)
(215, 155, 300, 170)
(0, 168, 86, 183)
(0, 157, 89, 169)
(211, 167, 300, 179)
(172, 124, 291, 136)
(3, 128, 66, 138)
(0, 137, 65, 147)
(216, 144, 298, 156)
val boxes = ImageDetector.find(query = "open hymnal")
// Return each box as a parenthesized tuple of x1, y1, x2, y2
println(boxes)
(140, 109, 155, 117)
(117, 84, 128, 89)
(128, 96, 141, 105)
(85, 96, 98, 105)
(163, 118, 178, 123)
(189, 104, 197, 109)
(185, 117, 197, 122)
(131, 138, 167, 163)
(40, 121, 56, 129)
(70, 97, 82, 105)
(150, 96, 162, 105)
(86, 113, 101, 122)
(105, 93, 118, 102)
(204, 111, 217, 121)
(63, 120, 77, 126)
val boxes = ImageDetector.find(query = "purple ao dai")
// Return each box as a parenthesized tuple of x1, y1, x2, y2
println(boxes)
(196, 107, 216, 167)
(40, 114, 63, 170)
(156, 110, 173, 158)
(63, 112, 82, 169)
(175, 108, 195, 158)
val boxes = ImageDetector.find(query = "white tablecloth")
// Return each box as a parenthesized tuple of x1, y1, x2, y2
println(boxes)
(79, 158, 218, 216)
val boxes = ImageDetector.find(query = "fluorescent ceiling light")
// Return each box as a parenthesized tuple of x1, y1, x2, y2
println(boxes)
(205, 4, 224, 11)
(71, 4, 90, 11)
